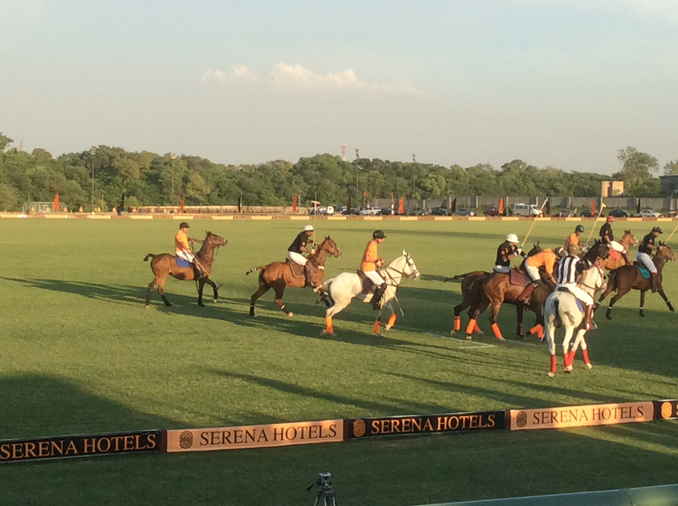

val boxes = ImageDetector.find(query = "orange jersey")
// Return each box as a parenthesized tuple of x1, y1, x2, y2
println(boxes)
(360, 240, 381, 271)
(563, 233, 579, 250)
(525, 249, 558, 276)
(175, 231, 190, 253)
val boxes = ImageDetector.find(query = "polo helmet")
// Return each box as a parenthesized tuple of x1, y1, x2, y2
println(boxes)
(506, 233, 519, 243)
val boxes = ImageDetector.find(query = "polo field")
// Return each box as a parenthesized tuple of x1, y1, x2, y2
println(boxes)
(1, 218, 676, 505)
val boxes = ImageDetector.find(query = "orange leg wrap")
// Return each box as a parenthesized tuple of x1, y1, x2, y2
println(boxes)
(529, 324, 543, 336)
(454, 316, 461, 331)
(466, 319, 477, 336)
(325, 317, 334, 335)
(582, 349, 591, 365)
(387, 314, 397, 327)
(491, 323, 503, 339)
(373, 320, 381, 335)
(550, 355, 557, 374)
(473, 321, 481, 333)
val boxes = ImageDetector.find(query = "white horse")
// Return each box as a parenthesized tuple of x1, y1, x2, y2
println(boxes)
(321, 252, 420, 336)
(544, 264, 607, 377)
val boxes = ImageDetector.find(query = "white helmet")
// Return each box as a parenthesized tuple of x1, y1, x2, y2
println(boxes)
(303, 225, 314, 232)
(506, 233, 519, 243)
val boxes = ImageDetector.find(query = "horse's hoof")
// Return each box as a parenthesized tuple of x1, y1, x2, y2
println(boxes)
(287, 312, 294, 318)
(199, 303, 205, 308)
(213, 299, 218, 304)
(145, 305, 150, 309)
(466, 335, 473, 341)
(384, 325, 392, 332)
(565, 365, 573, 373)
(498, 337, 505, 342)
(548, 372, 555, 378)
(585, 363, 593, 370)
(639, 312, 645, 317)
(321, 330, 336, 337)
(450, 329, 456, 336)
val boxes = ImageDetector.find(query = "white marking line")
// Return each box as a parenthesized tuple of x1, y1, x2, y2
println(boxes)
(418, 332, 538, 347)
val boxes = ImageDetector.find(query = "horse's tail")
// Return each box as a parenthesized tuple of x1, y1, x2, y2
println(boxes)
(245, 266, 265, 275)
(143, 254, 155, 262)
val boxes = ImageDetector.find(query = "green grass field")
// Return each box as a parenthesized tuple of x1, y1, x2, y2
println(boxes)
(0, 218, 677, 505)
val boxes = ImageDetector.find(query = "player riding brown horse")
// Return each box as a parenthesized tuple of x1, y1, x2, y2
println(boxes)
(144, 231, 227, 307)
(599, 230, 638, 270)
(247, 236, 342, 317)
(598, 243, 676, 319)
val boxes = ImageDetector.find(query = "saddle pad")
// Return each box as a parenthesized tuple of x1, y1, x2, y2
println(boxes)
(509, 268, 527, 286)
(285, 259, 304, 278)
(357, 270, 375, 294)
(175, 256, 191, 268)
(609, 250, 621, 260)
(633, 262, 651, 279)
(557, 287, 584, 312)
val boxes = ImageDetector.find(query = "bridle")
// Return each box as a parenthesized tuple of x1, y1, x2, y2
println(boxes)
(382, 254, 419, 286)
(579, 265, 605, 292)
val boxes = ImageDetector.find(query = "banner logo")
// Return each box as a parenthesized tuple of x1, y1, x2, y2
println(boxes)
(509, 402, 654, 431)
(346, 410, 505, 439)
(167, 419, 344, 453)
(655, 400, 678, 420)
(179, 431, 193, 449)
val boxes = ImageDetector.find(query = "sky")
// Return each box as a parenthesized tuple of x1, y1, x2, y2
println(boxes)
(1, 0, 677, 174)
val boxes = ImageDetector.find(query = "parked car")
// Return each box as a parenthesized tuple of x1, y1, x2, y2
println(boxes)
(380, 208, 393, 216)
(456, 208, 476, 217)
(432, 207, 452, 216)
(484, 205, 499, 217)
(407, 208, 429, 216)
(608, 209, 630, 218)
(638, 209, 661, 218)
(558, 209, 574, 217)
(580, 209, 598, 218)
(513, 203, 542, 217)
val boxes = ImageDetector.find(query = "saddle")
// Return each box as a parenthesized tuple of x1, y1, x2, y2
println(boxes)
(357, 270, 376, 294)
(509, 268, 528, 286)
(608, 250, 621, 261)
(633, 261, 651, 279)
(286, 258, 305, 278)
(556, 287, 585, 312)
(175, 256, 191, 268)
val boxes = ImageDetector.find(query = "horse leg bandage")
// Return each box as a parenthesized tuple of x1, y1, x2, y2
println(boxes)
(550, 355, 557, 374)
(582, 349, 590, 365)
(454, 316, 461, 331)
(387, 314, 397, 328)
(466, 319, 477, 336)
(374, 320, 381, 335)
(325, 318, 334, 335)
(491, 323, 503, 340)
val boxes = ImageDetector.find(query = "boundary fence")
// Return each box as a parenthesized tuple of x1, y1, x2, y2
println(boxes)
(1, 399, 675, 464)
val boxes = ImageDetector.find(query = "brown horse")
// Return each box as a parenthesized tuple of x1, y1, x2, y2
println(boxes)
(598, 244, 676, 319)
(144, 231, 227, 307)
(599, 230, 638, 270)
(247, 236, 342, 317)
(448, 243, 544, 340)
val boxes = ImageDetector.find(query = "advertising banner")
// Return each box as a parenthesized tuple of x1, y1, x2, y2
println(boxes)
(166, 419, 344, 453)
(508, 402, 654, 431)
(0, 430, 160, 464)
(655, 400, 678, 420)
(345, 410, 506, 439)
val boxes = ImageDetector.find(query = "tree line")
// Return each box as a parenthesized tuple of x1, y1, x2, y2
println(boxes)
(0, 132, 676, 212)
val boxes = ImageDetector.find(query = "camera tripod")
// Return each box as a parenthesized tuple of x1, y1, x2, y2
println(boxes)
(306, 482, 337, 506)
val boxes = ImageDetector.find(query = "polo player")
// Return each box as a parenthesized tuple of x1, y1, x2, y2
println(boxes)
(517, 248, 559, 303)
(287, 224, 316, 287)
(361, 230, 387, 310)
(557, 244, 596, 330)
(636, 226, 662, 292)
(564, 224, 585, 251)
(494, 233, 524, 273)
(599, 216, 631, 265)
(175, 222, 207, 278)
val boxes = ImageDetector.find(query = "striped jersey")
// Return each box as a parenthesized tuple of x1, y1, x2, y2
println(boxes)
(556, 255, 580, 285)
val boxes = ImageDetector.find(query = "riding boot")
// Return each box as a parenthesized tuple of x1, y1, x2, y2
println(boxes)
(622, 251, 632, 266)
(517, 282, 537, 303)
(584, 304, 597, 331)
(650, 272, 657, 293)
(304, 262, 314, 288)
(371, 283, 387, 310)
(192, 260, 207, 279)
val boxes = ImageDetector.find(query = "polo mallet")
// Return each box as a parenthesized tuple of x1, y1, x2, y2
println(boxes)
(664, 223, 678, 244)
(585, 203, 607, 245)
(521, 218, 538, 248)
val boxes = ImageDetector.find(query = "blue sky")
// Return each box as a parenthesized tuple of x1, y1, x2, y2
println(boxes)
(2, 0, 677, 173)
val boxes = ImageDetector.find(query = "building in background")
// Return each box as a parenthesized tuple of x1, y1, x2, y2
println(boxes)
(600, 181, 624, 197)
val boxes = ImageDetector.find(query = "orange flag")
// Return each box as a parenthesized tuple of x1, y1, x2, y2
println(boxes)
(591, 200, 597, 214)
(292, 195, 298, 212)
(498, 198, 504, 216)
(398, 197, 405, 215)
(53, 193, 60, 212)
(180, 196, 185, 213)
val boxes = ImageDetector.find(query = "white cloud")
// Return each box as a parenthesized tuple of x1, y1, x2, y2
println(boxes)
(201, 65, 257, 84)
(269, 63, 422, 95)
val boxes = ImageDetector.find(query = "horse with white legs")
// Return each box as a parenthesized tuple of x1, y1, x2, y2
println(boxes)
(543, 264, 607, 377)
(321, 252, 420, 336)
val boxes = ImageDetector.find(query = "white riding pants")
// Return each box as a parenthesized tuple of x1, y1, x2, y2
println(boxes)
(362, 270, 385, 286)
(609, 240, 625, 253)
(525, 264, 541, 283)
(493, 265, 511, 274)
(635, 252, 657, 273)
(176, 250, 195, 262)
(558, 283, 593, 306)
(287, 251, 307, 265)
